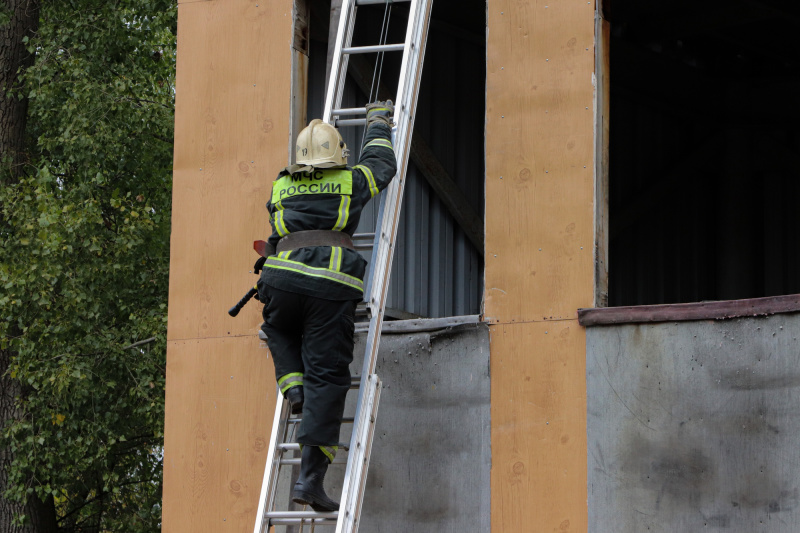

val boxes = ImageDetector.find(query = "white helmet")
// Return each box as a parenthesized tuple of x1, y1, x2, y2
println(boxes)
(295, 119, 348, 168)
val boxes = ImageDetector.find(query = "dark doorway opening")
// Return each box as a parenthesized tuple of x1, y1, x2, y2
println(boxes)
(607, 0, 800, 306)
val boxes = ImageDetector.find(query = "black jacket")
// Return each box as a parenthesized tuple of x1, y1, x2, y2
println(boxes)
(259, 122, 397, 300)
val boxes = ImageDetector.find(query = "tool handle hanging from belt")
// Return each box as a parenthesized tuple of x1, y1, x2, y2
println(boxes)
(228, 240, 273, 318)
(228, 287, 257, 317)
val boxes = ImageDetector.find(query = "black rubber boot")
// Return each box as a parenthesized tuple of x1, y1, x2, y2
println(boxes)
(284, 385, 304, 415)
(292, 445, 339, 512)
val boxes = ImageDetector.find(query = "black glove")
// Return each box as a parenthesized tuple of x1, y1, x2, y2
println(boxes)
(366, 100, 394, 127)
(254, 256, 266, 274)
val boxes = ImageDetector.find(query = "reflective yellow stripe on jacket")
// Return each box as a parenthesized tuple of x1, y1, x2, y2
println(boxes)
(265, 256, 364, 292)
(332, 195, 351, 231)
(364, 138, 393, 151)
(274, 201, 290, 237)
(354, 165, 379, 198)
(328, 246, 342, 271)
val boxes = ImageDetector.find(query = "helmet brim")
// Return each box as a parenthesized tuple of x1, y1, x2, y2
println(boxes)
(312, 160, 347, 168)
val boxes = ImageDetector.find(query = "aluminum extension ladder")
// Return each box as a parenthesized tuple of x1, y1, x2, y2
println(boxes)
(253, 0, 433, 531)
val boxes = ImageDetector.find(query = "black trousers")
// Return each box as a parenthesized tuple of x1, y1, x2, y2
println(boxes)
(260, 285, 356, 446)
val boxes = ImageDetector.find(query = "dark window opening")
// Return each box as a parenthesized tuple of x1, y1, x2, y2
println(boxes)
(606, 0, 800, 307)
(304, 0, 486, 319)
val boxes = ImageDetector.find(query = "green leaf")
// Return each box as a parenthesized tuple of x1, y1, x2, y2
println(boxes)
(1, 2, 175, 530)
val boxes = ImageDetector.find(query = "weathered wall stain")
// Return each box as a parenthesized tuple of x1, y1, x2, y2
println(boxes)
(621, 435, 715, 510)
(715, 368, 800, 391)
(587, 313, 800, 532)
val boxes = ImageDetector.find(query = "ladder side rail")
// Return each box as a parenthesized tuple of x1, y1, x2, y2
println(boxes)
(336, 375, 382, 533)
(338, 2, 433, 530)
(364, 0, 432, 377)
(344, 377, 383, 533)
(363, 183, 388, 308)
(345, 127, 396, 508)
(323, 0, 358, 122)
(337, 181, 390, 530)
(254, 389, 292, 533)
(335, 344, 381, 530)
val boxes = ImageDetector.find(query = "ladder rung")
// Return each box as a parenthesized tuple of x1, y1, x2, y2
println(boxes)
(269, 518, 336, 526)
(270, 518, 338, 526)
(278, 442, 350, 452)
(268, 511, 338, 526)
(336, 118, 367, 127)
(353, 233, 375, 240)
(357, 0, 411, 4)
(288, 416, 355, 424)
(343, 43, 405, 54)
(281, 456, 348, 466)
(332, 107, 367, 116)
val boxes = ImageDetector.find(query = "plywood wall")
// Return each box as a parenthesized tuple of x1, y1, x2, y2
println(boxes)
(485, 0, 596, 530)
(164, 0, 294, 530)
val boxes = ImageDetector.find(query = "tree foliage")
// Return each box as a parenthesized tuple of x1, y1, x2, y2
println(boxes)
(0, 1, 176, 530)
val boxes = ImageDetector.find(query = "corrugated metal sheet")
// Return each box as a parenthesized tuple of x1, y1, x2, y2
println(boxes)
(306, 18, 485, 318)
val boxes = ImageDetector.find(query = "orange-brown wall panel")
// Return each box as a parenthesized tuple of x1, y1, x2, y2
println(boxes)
(168, 0, 293, 342)
(490, 321, 588, 531)
(163, 337, 275, 531)
(484, 132, 594, 323)
(486, 0, 597, 530)
(485, 0, 595, 324)
(165, 0, 293, 531)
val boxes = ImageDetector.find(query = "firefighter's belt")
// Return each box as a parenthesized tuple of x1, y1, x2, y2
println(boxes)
(276, 230, 355, 253)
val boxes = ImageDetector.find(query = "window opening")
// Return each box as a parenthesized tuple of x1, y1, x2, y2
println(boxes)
(605, 0, 800, 306)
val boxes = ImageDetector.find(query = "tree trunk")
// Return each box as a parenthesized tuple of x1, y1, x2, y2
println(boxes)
(1, 2, 57, 532)
(0, 348, 25, 533)
(0, 0, 39, 179)
(1, 350, 59, 533)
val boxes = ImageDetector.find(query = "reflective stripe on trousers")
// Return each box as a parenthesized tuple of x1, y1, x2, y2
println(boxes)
(278, 372, 303, 394)
(300, 444, 338, 463)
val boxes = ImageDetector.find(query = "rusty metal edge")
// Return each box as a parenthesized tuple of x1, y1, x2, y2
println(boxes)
(577, 294, 800, 327)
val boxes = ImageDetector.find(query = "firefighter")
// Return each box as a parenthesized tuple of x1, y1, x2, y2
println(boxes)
(257, 101, 396, 512)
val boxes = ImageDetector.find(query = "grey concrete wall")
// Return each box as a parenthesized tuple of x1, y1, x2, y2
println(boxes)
(271, 321, 490, 532)
(356, 322, 491, 531)
(587, 313, 800, 532)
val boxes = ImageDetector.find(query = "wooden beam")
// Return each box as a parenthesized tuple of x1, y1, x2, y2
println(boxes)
(354, 314, 481, 334)
(578, 293, 800, 326)
(594, 2, 610, 308)
(408, 135, 485, 254)
(346, 53, 485, 256)
(290, 0, 310, 163)
(325, 0, 343, 97)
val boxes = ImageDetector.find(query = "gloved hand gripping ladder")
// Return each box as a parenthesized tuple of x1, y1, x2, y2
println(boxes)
(253, 0, 433, 531)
